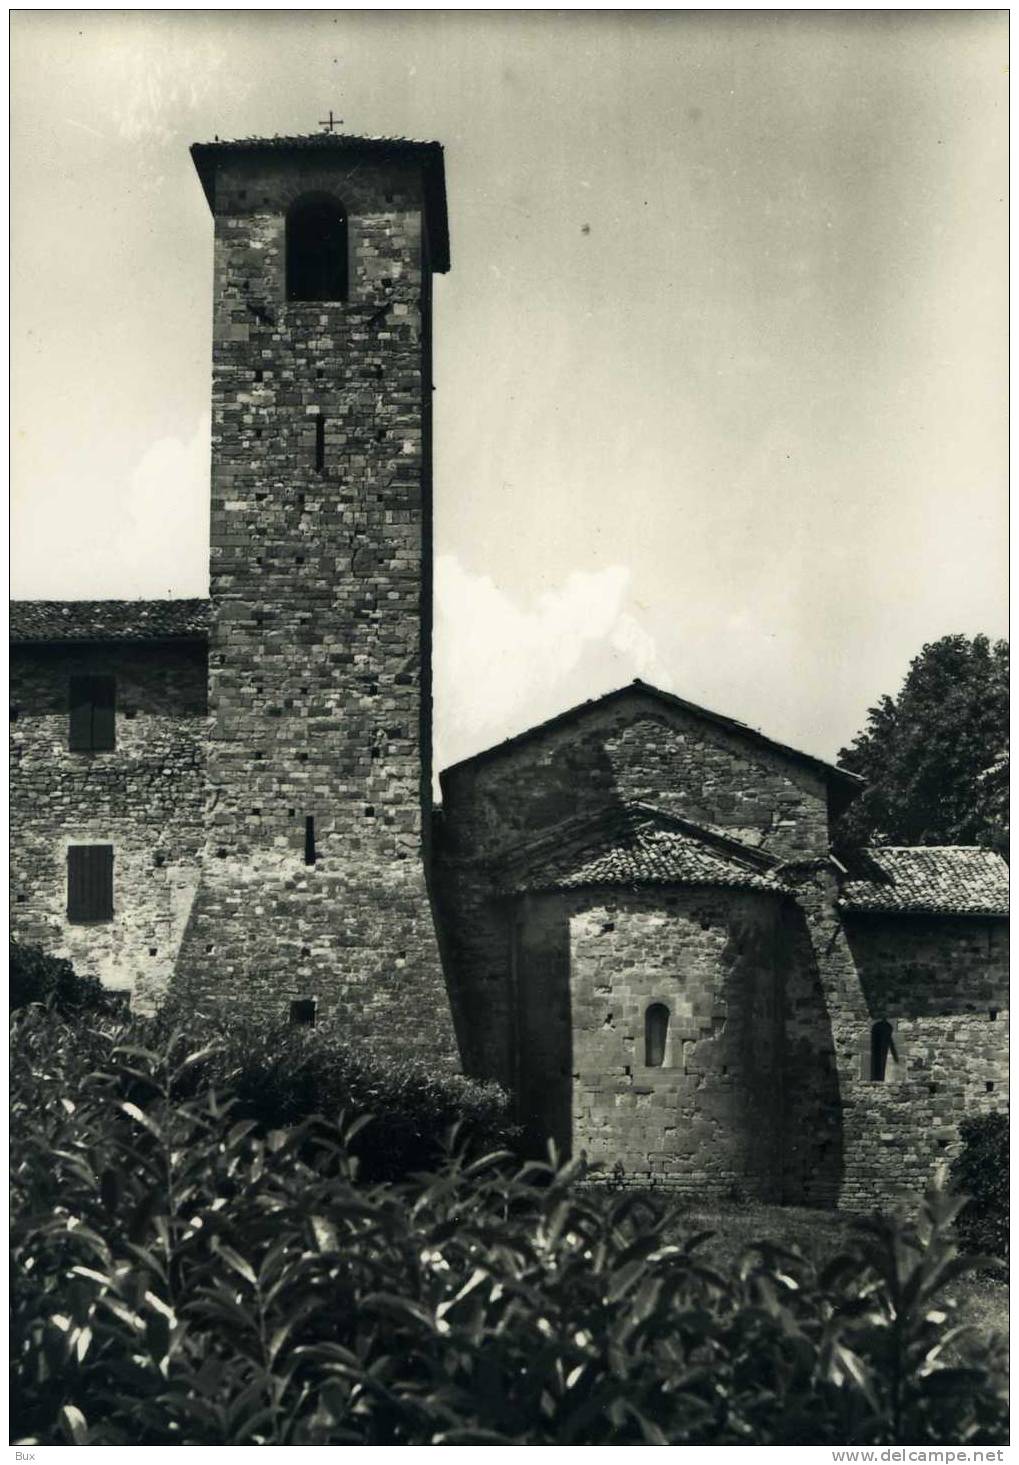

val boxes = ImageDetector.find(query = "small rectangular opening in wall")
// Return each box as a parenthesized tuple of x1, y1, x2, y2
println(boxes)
(304, 815, 316, 865)
(989, 1009, 998, 1021)
(290, 998, 316, 1027)
(315, 416, 326, 473)
(67, 844, 114, 922)
(986, 1081, 995, 1092)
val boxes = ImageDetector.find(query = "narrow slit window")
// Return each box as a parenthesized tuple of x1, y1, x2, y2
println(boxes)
(69, 675, 116, 751)
(870, 1020, 896, 1082)
(67, 845, 114, 923)
(315, 416, 325, 473)
(304, 815, 316, 866)
(645, 1003, 669, 1068)
(290, 998, 316, 1027)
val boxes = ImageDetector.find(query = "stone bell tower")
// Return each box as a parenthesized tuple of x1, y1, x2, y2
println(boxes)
(175, 133, 459, 1065)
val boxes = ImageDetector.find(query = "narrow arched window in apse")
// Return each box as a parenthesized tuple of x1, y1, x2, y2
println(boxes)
(645, 1003, 670, 1068)
(286, 195, 348, 302)
(870, 1019, 896, 1082)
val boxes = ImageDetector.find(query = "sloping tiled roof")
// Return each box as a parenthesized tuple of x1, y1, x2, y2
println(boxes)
(190, 133, 450, 272)
(839, 847, 1009, 918)
(442, 680, 862, 795)
(10, 600, 211, 645)
(499, 803, 784, 897)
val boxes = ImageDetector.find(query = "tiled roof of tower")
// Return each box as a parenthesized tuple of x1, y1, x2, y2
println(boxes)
(499, 803, 784, 897)
(190, 133, 450, 271)
(839, 847, 1009, 917)
(10, 600, 211, 645)
(442, 680, 863, 793)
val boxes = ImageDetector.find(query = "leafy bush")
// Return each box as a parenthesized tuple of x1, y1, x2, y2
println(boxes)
(9, 941, 124, 1017)
(950, 1112, 1008, 1260)
(10, 1006, 1007, 1446)
(148, 1013, 516, 1182)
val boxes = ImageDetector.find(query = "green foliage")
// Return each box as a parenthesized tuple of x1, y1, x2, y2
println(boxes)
(9, 941, 125, 1017)
(950, 1113, 1009, 1261)
(11, 1007, 1007, 1446)
(147, 1012, 515, 1182)
(836, 634, 1008, 850)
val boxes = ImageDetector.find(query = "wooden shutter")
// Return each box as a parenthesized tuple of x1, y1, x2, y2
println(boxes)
(91, 676, 116, 750)
(68, 675, 116, 751)
(67, 845, 114, 922)
(69, 676, 93, 750)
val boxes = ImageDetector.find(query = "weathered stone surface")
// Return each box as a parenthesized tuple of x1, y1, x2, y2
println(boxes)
(436, 691, 1009, 1207)
(10, 642, 208, 1012)
(9, 133, 1008, 1199)
(170, 143, 458, 1066)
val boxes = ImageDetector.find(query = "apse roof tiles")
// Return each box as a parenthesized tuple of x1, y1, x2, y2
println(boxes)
(500, 803, 783, 897)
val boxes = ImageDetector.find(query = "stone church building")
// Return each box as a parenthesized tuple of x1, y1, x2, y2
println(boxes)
(11, 133, 1007, 1207)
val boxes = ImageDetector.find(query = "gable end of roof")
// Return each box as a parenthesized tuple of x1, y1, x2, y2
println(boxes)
(442, 680, 861, 792)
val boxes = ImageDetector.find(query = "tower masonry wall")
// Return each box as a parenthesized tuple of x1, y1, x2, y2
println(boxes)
(173, 148, 458, 1064)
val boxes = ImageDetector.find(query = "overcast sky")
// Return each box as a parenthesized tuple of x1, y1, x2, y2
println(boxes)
(11, 10, 1007, 776)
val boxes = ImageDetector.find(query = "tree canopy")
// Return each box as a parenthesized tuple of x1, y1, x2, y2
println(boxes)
(835, 634, 1008, 851)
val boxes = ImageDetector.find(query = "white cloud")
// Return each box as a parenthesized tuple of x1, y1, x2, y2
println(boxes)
(111, 414, 211, 597)
(433, 555, 662, 773)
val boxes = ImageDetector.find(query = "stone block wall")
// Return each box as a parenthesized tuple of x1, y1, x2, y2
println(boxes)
(173, 147, 458, 1064)
(436, 691, 832, 1084)
(10, 643, 208, 1011)
(442, 692, 832, 865)
(836, 913, 1009, 1209)
(554, 888, 785, 1197)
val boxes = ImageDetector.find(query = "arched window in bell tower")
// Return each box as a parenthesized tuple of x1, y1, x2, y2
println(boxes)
(286, 194, 348, 302)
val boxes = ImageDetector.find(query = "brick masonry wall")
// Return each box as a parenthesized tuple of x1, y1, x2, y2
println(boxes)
(172, 148, 458, 1065)
(10, 643, 208, 1012)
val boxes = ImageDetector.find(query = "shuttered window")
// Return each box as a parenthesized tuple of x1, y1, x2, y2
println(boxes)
(69, 675, 116, 751)
(67, 845, 114, 922)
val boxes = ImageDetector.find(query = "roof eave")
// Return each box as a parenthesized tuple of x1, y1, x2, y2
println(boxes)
(189, 136, 450, 274)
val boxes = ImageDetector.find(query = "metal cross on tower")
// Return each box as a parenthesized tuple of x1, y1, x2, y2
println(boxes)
(318, 110, 343, 134)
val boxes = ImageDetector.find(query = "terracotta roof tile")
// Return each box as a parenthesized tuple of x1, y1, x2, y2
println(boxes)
(10, 600, 210, 645)
(839, 846, 1008, 917)
(500, 804, 784, 897)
